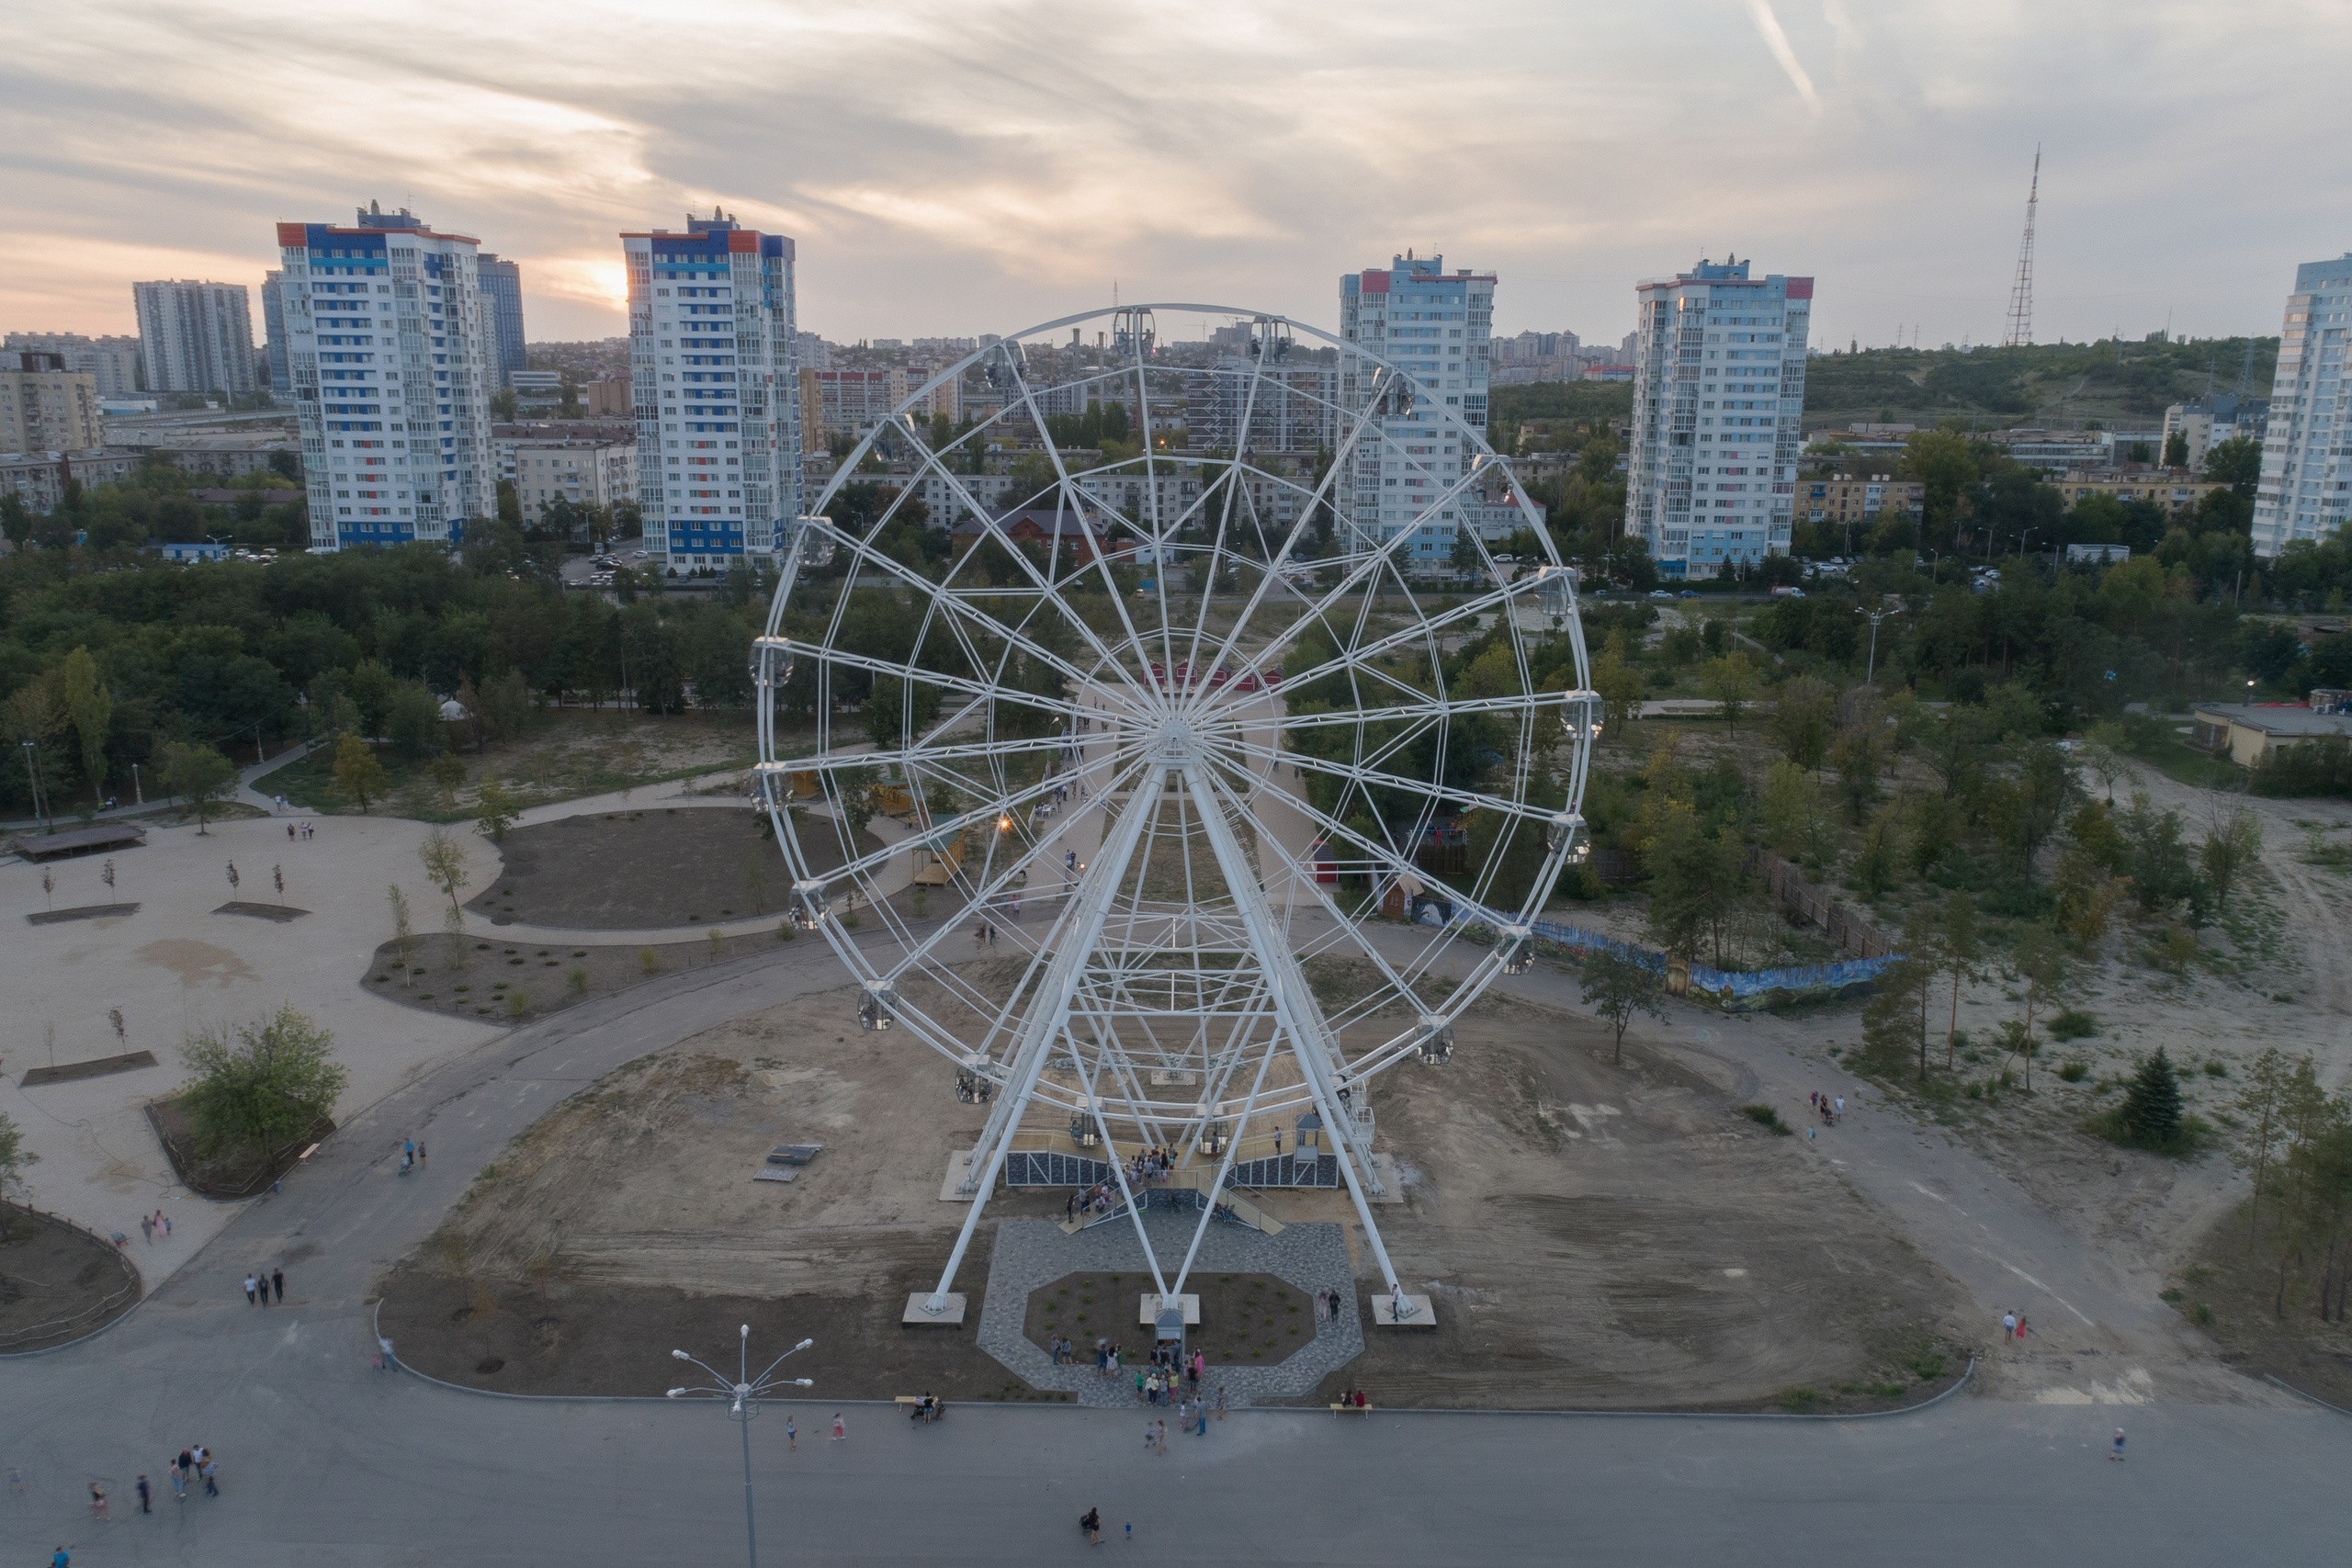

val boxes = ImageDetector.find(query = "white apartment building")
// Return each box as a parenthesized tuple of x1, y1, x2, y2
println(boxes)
(1625, 258, 1813, 579)
(622, 217, 803, 570)
(0, 352, 103, 453)
(273, 205, 497, 549)
(492, 428, 637, 520)
(1336, 254, 1496, 561)
(131, 279, 257, 396)
(3, 333, 144, 398)
(2252, 253, 2352, 558)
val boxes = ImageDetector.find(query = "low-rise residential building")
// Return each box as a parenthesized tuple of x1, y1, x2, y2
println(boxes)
(491, 425, 636, 519)
(2190, 701, 2352, 768)
(0, 448, 141, 512)
(1981, 428, 2114, 475)
(1793, 474, 1924, 529)
(104, 428, 300, 478)
(1, 352, 104, 452)
(2163, 394, 2267, 470)
(5, 333, 144, 398)
(2052, 467, 2222, 516)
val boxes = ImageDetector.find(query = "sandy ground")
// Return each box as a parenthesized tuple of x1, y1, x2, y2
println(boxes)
(466, 807, 880, 930)
(379, 981, 1964, 1409)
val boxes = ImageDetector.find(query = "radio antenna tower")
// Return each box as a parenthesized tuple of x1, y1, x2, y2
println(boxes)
(2002, 146, 2041, 348)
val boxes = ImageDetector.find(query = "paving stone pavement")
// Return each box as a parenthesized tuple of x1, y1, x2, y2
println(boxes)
(976, 1212, 1363, 1408)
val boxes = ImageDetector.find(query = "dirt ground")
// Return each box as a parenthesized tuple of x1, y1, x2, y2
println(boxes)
(465, 807, 876, 929)
(0, 1204, 141, 1352)
(2170, 1197, 2352, 1408)
(361, 927, 805, 1024)
(1023, 1271, 1308, 1368)
(378, 976, 1966, 1410)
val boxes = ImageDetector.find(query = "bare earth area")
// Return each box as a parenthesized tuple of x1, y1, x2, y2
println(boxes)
(379, 980, 1965, 1410)
(466, 807, 876, 929)
(0, 1204, 141, 1351)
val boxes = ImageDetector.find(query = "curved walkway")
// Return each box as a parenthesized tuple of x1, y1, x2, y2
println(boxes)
(3, 914, 2349, 1561)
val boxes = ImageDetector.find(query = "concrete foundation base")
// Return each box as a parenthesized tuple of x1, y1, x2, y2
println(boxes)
(938, 1149, 979, 1202)
(1369, 1292, 1435, 1328)
(901, 1292, 968, 1327)
(1138, 1292, 1201, 1326)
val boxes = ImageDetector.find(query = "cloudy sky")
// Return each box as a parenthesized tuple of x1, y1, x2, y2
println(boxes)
(2, 0, 2346, 351)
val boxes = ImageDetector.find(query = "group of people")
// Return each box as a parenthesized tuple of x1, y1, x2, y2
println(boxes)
(905, 1393, 944, 1423)
(1809, 1090, 1844, 1126)
(279, 817, 316, 840)
(1135, 1346, 1206, 1406)
(242, 1268, 284, 1306)
(397, 1137, 425, 1176)
(2001, 1309, 2032, 1344)
(1335, 1389, 1371, 1410)
(135, 1211, 173, 1244)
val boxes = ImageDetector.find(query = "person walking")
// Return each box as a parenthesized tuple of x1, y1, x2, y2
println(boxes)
(830, 1413, 846, 1441)
(2002, 1311, 2017, 1341)
(159, 1210, 170, 1238)
(140, 1214, 153, 1244)
(243, 1273, 257, 1306)
(200, 1456, 218, 1497)
(416, 1142, 426, 1168)
(175, 1450, 193, 1497)
(1835, 1095, 1845, 1117)
(169, 1461, 186, 1502)
(135, 1475, 150, 1514)
(255, 1268, 269, 1307)
(1216, 1383, 1227, 1420)
(1080, 1506, 1102, 1545)
(272, 1267, 285, 1303)
(51, 1548, 68, 1568)
(2016, 1315, 2029, 1343)
(2110, 1428, 2126, 1461)
(786, 1417, 796, 1451)
(88, 1482, 107, 1520)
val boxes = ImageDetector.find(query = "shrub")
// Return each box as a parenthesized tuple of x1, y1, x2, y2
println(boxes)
(639, 947, 659, 975)
(568, 967, 588, 994)
(1740, 1103, 1793, 1135)
(2057, 1060, 2089, 1083)
(2047, 1010, 2098, 1041)
(2086, 1047, 2198, 1154)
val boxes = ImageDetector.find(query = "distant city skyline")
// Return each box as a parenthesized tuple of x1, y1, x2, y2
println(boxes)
(3, 2, 2346, 352)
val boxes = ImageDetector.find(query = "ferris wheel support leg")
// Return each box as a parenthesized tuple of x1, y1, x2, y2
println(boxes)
(1181, 763, 1406, 1299)
(920, 779, 1168, 1315)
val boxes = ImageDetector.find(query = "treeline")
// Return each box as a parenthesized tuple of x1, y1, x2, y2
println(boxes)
(1, 458, 309, 552)
(0, 540, 775, 815)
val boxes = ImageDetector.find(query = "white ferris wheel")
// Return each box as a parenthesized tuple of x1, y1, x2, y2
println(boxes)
(752, 303, 1597, 1325)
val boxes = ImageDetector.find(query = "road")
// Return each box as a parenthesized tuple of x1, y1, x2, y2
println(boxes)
(4, 827, 2349, 1561)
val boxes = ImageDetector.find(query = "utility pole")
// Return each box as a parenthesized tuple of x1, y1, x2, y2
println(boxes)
(2003, 147, 2041, 349)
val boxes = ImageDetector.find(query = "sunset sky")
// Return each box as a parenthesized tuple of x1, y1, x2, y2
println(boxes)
(2, 0, 2345, 349)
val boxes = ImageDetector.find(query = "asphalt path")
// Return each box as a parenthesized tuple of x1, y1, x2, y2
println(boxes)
(5, 918, 2350, 1562)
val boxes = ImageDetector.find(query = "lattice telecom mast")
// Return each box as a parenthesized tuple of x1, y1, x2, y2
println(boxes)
(2002, 146, 2041, 348)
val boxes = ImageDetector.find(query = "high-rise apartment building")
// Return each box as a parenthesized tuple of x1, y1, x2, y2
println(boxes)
(273, 204, 497, 549)
(1625, 258, 1812, 579)
(131, 279, 256, 396)
(1336, 253, 1495, 553)
(2251, 253, 2352, 558)
(3, 333, 144, 398)
(622, 216, 802, 570)
(260, 273, 293, 400)
(0, 351, 103, 453)
(475, 253, 526, 391)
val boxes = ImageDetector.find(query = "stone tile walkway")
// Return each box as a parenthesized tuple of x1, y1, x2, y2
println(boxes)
(975, 1213, 1362, 1407)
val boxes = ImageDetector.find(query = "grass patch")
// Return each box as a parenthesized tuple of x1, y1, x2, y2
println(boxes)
(2056, 1060, 2089, 1083)
(2081, 1108, 2211, 1158)
(1740, 1103, 1793, 1135)
(1774, 1385, 1823, 1412)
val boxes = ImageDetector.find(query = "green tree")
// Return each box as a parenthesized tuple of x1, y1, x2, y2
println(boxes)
(2232, 1048, 2292, 1245)
(333, 731, 388, 813)
(474, 778, 520, 841)
(0, 1109, 36, 1236)
(1701, 649, 1760, 731)
(1580, 947, 1668, 1066)
(420, 830, 471, 919)
(1769, 677, 1835, 771)
(428, 751, 466, 809)
(0, 492, 30, 551)
(1904, 429, 1979, 546)
(1589, 632, 1645, 748)
(1939, 892, 1980, 1069)
(2204, 435, 2261, 494)
(388, 884, 415, 985)
(1641, 797, 1745, 965)
(158, 741, 236, 834)
(1860, 908, 1939, 1080)
(2118, 1047, 2186, 1148)
(2199, 806, 2263, 914)
(178, 1004, 348, 1161)
(2163, 431, 2189, 468)
(2008, 922, 2068, 1090)
(57, 646, 112, 802)
(1759, 761, 1825, 860)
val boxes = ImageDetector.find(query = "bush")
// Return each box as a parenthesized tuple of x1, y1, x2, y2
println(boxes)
(2048, 1010, 2098, 1040)
(2086, 1046, 2197, 1154)
(1740, 1103, 1793, 1135)
(2057, 1060, 2089, 1083)
(179, 1005, 347, 1160)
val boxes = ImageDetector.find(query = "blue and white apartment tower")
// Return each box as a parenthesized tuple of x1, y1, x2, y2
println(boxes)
(1624, 257, 1813, 579)
(2251, 252, 2352, 558)
(621, 215, 803, 571)
(274, 204, 495, 549)
(1337, 253, 1496, 556)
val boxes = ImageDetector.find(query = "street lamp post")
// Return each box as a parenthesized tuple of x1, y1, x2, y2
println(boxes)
(20, 740, 49, 830)
(667, 1326, 814, 1568)
(1857, 605, 1903, 686)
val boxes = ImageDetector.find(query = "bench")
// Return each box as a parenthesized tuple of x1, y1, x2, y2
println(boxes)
(1329, 1401, 1374, 1416)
